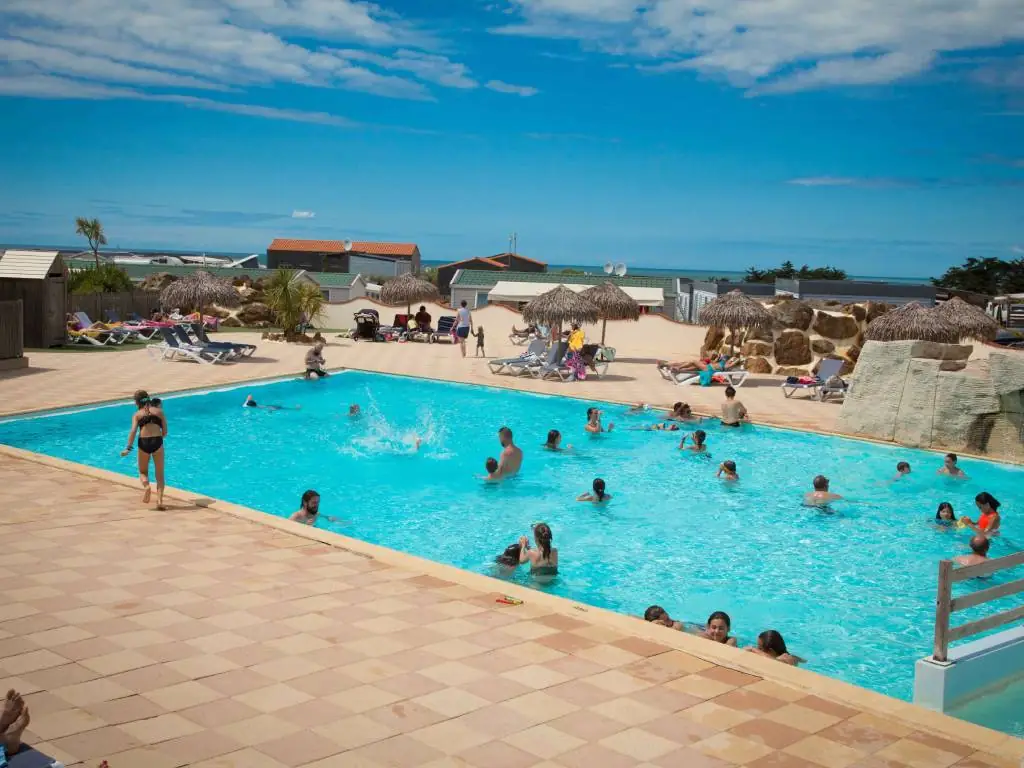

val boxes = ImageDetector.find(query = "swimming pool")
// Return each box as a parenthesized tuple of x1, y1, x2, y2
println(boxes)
(1, 371, 1021, 721)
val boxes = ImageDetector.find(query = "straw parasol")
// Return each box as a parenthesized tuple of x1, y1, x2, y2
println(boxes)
(380, 273, 440, 315)
(698, 289, 773, 354)
(523, 284, 599, 328)
(864, 301, 960, 343)
(580, 281, 640, 345)
(933, 297, 999, 342)
(160, 270, 239, 321)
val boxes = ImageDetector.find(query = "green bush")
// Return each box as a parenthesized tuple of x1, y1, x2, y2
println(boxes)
(68, 264, 134, 294)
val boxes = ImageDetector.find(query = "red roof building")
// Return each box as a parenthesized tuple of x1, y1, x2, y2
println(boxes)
(267, 238, 421, 275)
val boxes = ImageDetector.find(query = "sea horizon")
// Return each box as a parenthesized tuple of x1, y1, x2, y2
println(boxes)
(2, 242, 934, 285)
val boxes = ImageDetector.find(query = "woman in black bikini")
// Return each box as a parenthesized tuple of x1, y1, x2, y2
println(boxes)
(121, 390, 168, 509)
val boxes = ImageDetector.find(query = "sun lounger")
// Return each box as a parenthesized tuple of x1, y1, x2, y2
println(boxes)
(489, 339, 548, 375)
(528, 341, 572, 381)
(104, 310, 160, 340)
(431, 316, 457, 343)
(150, 327, 231, 364)
(73, 311, 136, 343)
(781, 358, 847, 401)
(66, 327, 114, 346)
(190, 323, 256, 357)
(171, 326, 240, 360)
(672, 366, 749, 387)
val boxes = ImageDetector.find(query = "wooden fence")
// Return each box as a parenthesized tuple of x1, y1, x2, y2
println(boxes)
(933, 550, 1024, 662)
(0, 300, 23, 359)
(69, 290, 161, 323)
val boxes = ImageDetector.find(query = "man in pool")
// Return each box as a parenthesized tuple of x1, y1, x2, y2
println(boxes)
(721, 386, 748, 427)
(494, 426, 522, 478)
(938, 453, 967, 478)
(954, 535, 990, 567)
(804, 475, 842, 506)
(290, 490, 320, 525)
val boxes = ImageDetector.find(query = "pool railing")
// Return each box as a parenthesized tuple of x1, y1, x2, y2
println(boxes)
(933, 549, 1024, 663)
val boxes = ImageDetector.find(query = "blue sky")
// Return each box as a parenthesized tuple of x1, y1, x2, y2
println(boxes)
(0, 0, 1022, 277)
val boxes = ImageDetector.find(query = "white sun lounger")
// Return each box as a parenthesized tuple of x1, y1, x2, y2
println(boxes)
(781, 358, 848, 401)
(489, 338, 547, 375)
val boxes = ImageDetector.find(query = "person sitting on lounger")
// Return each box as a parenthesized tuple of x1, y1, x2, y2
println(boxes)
(414, 306, 432, 332)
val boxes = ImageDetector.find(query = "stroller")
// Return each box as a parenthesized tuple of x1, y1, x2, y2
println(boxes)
(354, 309, 382, 341)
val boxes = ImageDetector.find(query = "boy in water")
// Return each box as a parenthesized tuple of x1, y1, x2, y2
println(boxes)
(717, 460, 739, 481)
(472, 326, 485, 357)
(484, 457, 500, 480)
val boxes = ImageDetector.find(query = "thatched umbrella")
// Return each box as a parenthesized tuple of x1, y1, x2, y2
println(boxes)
(523, 285, 599, 331)
(380, 273, 440, 316)
(160, 270, 239, 323)
(698, 289, 773, 355)
(581, 282, 640, 345)
(864, 301, 960, 343)
(933, 297, 999, 342)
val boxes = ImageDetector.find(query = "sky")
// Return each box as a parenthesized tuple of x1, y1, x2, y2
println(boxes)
(1, 1, 1023, 278)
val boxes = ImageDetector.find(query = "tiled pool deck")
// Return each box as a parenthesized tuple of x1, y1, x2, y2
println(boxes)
(1, 336, 1022, 767)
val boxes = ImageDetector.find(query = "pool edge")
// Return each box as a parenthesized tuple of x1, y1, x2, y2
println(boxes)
(3, 442, 1021, 758)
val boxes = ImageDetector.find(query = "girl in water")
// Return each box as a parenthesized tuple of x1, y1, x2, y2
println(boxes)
(748, 630, 803, 665)
(519, 522, 558, 578)
(543, 429, 572, 451)
(679, 429, 708, 453)
(962, 492, 1002, 536)
(717, 461, 738, 481)
(667, 402, 702, 423)
(578, 478, 611, 503)
(585, 407, 614, 434)
(934, 502, 957, 528)
(121, 390, 168, 510)
(703, 611, 738, 646)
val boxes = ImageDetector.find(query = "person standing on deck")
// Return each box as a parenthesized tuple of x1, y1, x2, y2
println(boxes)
(455, 300, 473, 358)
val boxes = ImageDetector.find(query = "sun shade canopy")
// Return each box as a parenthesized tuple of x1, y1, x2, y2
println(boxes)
(488, 280, 663, 306)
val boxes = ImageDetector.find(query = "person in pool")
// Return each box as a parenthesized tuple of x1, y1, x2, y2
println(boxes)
(893, 461, 911, 479)
(667, 402, 702, 423)
(585, 407, 614, 433)
(484, 457, 500, 480)
(748, 630, 802, 665)
(934, 502, 957, 527)
(721, 386, 748, 427)
(805, 475, 842, 506)
(644, 605, 684, 631)
(495, 426, 523, 478)
(543, 430, 572, 451)
(703, 611, 738, 646)
(290, 490, 321, 525)
(961, 492, 1002, 536)
(954, 534, 990, 567)
(243, 394, 295, 411)
(626, 402, 650, 414)
(519, 522, 558, 577)
(717, 460, 739, 481)
(938, 452, 967, 478)
(628, 422, 680, 432)
(578, 478, 611, 502)
(348, 404, 361, 417)
(121, 389, 168, 510)
(679, 429, 708, 453)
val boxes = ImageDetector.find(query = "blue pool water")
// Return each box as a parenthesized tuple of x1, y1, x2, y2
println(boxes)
(1, 371, 1022, 713)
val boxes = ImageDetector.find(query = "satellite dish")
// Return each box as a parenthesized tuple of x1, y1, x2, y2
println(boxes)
(603, 261, 614, 275)
(343, 240, 352, 252)
(613, 262, 627, 277)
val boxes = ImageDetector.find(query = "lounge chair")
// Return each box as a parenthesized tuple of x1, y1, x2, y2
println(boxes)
(73, 311, 135, 343)
(150, 327, 231, 364)
(488, 338, 548, 375)
(66, 327, 114, 346)
(781, 358, 848, 401)
(105, 310, 160, 340)
(527, 341, 572, 381)
(431, 316, 457, 343)
(171, 326, 240, 360)
(189, 323, 256, 357)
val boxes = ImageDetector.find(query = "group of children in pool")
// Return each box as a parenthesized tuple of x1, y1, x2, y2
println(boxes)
(644, 607, 804, 666)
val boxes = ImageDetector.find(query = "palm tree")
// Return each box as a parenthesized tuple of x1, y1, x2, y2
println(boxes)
(264, 268, 326, 339)
(75, 217, 107, 269)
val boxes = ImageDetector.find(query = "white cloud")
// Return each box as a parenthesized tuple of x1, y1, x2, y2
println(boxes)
(493, 0, 1024, 93)
(0, 0, 533, 119)
(486, 79, 539, 96)
(788, 177, 861, 187)
(292, 210, 317, 218)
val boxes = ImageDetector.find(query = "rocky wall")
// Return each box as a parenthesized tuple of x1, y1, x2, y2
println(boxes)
(702, 298, 892, 377)
(836, 341, 1024, 462)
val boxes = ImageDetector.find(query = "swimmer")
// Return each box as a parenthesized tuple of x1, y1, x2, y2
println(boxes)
(679, 429, 708, 453)
(543, 429, 572, 451)
(290, 490, 321, 525)
(243, 394, 295, 411)
(494, 542, 522, 568)
(644, 605, 683, 631)
(518, 522, 558, 577)
(667, 402, 701, 423)
(747, 630, 803, 665)
(804, 475, 842, 506)
(585, 407, 614, 433)
(934, 502, 957, 528)
(484, 457, 500, 481)
(703, 611, 738, 647)
(938, 452, 967, 478)
(954, 534, 990, 567)
(627, 422, 680, 432)
(494, 426, 523, 478)
(349, 404, 361, 417)
(627, 402, 650, 414)
(892, 461, 911, 480)
(717, 460, 739, 481)
(960, 492, 1001, 536)
(577, 478, 611, 503)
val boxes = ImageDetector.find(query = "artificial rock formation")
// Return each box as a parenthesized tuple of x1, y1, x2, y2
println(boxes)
(837, 341, 1024, 461)
(774, 330, 813, 366)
